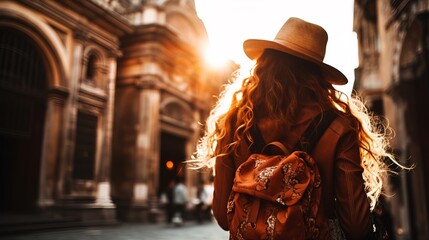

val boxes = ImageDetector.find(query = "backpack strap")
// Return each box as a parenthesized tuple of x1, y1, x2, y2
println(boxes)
(249, 111, 337, 154)
(248, 124, 266, 153)
(262, 141, 290, 156)
(295, 111, 336, 153)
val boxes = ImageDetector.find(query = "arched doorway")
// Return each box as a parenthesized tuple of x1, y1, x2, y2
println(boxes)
(158, 98, 195, 198)
(158, 132, 187, 196)
(0, 26, 47, 213)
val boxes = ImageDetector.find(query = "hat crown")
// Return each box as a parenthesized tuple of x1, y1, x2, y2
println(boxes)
(274, 17, 328, 61)
(242, 17, 348, 85)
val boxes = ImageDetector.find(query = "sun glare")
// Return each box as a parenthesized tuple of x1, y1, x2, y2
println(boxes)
(204, 46, 228, 69)
(196, 0, 356, 96)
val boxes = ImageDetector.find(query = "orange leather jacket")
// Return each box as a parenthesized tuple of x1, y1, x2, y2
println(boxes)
(212, 104, 372, 240)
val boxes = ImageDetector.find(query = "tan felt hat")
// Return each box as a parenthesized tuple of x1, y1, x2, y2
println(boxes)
(243, 17, 348, 85)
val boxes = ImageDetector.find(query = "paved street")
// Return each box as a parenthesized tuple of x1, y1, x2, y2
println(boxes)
(1, 221, 229, 240)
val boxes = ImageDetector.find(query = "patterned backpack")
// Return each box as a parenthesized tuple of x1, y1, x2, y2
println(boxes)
(227, 112, 335, 240)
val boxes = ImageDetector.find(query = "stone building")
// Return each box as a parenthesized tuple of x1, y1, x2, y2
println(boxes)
(354, 0, 429, 239)
(0, 0, 233, 228)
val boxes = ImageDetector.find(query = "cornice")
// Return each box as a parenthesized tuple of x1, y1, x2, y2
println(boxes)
(17, 0, 134, 49)
(121, 24, 199, 59)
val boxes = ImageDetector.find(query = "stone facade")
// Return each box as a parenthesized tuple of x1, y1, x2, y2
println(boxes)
(0, 0, 234, 226)
(354, 0, 429, 239)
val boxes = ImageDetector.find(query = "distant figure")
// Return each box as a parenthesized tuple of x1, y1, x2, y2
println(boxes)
(165, 179, 176, 224)
(172, 177, 187, 226)
(195, 180, 213, 223)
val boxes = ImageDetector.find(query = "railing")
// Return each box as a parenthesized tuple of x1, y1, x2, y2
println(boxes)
(90, 0, 148, 14)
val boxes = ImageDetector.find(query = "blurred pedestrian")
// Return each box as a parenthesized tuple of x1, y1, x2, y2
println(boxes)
(164, 179, 176, 224)
(195, 180, 213, 223)
(172, 177, 187, 226)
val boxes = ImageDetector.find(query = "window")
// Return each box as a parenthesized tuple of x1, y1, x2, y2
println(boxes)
(85, 54, 98, 86)
(72, 112, 98, 180)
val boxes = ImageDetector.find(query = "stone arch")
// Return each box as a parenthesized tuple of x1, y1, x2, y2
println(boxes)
(0, 2, 71, 209)
(159, 96, 196, 200)
(82, 46, 108, 90)
(160, 97, 195, 127)
(0, 16, 53, 212)
(0, 2, 68, 88)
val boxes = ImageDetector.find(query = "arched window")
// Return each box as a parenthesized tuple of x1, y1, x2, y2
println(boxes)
(85, 53, 99, 86)
(86, 54, 97, 80)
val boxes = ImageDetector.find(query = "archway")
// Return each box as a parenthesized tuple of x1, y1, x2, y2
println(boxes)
(158, 132, 187, 196)
(0, 26, 47, 213)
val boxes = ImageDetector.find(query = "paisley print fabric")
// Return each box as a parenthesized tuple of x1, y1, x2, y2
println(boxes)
(227, 150, 326, 240)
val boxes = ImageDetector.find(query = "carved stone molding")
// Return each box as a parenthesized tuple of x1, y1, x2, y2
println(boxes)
(160, 96, 194, 128)
(48, 86, 69, 105)
(74, 28, 90, 43)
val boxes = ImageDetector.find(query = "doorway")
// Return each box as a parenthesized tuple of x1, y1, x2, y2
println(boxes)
(158, 132, 187, 196)
(0, 27, 47, 213)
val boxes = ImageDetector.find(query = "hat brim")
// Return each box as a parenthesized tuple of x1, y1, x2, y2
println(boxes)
(243, 39, 348, 85)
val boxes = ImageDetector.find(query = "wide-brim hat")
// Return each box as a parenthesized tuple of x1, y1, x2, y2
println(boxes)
(243, 17, 348, 85)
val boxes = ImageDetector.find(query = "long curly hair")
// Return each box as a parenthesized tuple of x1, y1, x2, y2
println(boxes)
(191, 49, 404, 210)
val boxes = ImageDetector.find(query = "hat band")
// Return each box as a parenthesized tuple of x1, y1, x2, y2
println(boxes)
(274, 39, 325, 62)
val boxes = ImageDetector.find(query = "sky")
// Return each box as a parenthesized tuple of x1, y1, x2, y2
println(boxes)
(194, 0, 358, 95)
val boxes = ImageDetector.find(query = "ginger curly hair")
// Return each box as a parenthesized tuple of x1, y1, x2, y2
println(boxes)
(191, 49, 405, 210)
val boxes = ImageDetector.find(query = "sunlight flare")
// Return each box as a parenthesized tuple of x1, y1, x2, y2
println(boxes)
(204, 46, 229, 68)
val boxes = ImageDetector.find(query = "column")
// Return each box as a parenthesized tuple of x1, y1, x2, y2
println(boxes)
(134, 88, 160, 204)
(96, 55, 118, 206)
(38, 87, 68, 207)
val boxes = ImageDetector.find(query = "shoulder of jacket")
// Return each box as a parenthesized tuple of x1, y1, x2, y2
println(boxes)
(328, 114, 356, 137)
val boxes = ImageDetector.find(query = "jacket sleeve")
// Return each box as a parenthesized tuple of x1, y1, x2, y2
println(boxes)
(334, 130, 372, 240)
(212, 155, 235, 230)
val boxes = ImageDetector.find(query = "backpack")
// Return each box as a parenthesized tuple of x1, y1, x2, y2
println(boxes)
(227, 112, 336, 240)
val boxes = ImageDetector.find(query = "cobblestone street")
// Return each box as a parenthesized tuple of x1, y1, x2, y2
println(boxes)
(1, 221, 229, 240)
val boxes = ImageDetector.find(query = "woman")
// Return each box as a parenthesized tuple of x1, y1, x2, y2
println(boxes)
(191, 17, 402, 239)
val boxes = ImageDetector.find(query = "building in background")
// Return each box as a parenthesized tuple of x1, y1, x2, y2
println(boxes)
(354, 0, 429, 239)
(0, 0, 236, 230)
